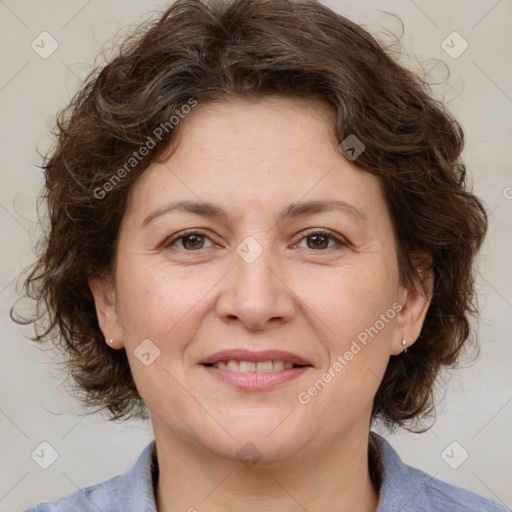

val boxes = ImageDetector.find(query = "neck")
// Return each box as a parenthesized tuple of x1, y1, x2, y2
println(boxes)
(153, 424, 380, 512)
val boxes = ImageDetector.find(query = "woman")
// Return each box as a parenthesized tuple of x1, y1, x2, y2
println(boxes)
(15, 0, 507, 510)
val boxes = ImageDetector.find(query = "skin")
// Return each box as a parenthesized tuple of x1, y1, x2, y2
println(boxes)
(89, 96, 433, 512)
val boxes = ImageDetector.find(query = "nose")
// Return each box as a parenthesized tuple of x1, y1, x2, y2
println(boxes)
(216, 238, 296, 330)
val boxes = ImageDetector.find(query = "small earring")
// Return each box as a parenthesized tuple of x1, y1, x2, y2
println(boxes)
(401, 338, 407, 354)
(108, 338, 114, 345)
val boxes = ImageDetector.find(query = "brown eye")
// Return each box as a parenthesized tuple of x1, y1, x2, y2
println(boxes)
(295, 229, 347, 251)
(306, 233, 331, 250)
(163, 230, 214, 251)
(180, 234, 206, 250)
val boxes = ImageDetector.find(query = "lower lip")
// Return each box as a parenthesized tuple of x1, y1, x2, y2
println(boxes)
(201, 365, 311, 390)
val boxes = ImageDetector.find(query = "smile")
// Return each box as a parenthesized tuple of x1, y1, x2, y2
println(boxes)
(201, 361, 312, 390)
(205, 359, 303, 372)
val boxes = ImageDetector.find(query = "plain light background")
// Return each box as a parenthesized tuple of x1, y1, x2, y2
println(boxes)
(0, 0, 510, 510)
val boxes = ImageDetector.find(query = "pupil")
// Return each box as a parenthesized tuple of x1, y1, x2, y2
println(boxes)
(185, 235, 203, 249)
(309, 234, 328, 249)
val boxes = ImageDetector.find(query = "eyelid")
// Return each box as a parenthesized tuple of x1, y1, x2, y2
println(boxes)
(161, 227, 349, 251)
(161, 228, 215, 248)
(292, 228, 349, 250)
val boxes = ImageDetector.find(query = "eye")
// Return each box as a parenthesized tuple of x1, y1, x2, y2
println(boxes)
(162, 228, 348, 253)
(293, 229, 348, 251)
(162, 230, 215, 251)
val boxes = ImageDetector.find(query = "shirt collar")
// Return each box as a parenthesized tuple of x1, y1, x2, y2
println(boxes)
(114, 440, 158, 511)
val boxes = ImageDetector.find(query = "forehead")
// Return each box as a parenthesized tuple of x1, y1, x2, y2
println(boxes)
(176, 95, 340, 153)
(125, 96, 386, 227)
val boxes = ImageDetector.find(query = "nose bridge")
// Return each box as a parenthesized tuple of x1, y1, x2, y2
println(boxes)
(217, 233, 295, 328)
(236, 236, 275, 292)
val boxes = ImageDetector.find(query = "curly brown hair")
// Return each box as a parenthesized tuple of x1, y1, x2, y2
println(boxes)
(12, 0, 487, 429)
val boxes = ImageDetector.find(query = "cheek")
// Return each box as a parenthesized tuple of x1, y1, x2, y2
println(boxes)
(296, 268, 398, 413)
(115, 258, 206, 345)
(115, 264, 209, 401)
(296, 258, 398, 341)
(298, 261, 399, 405)
(333, 272, 398, 381)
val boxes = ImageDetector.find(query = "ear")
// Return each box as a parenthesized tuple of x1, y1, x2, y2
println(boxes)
(391, 253, 434, 356)
(88, 272, 124, 349)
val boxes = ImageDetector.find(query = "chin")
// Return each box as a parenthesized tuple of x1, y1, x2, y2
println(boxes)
(203, 414, 309, 464)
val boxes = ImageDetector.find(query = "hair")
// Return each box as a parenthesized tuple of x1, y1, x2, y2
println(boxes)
(12, 0, 487, 430)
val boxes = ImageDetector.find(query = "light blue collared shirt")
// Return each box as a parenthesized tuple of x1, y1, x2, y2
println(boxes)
(24, 432, 509, 511)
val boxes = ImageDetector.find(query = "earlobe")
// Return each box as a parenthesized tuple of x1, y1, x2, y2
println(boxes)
(391, 255, 434, 355)
(88, 273, 123, 348)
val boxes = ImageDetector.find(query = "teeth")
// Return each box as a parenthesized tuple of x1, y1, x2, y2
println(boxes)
(239, 361, 256, 373)
(227, 360, 239, 372)
(273, 360, 284, 371)
(256, 361, 273, 372)
(210, 360, 299, 372)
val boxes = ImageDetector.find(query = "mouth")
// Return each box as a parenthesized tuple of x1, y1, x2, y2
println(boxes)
(202, 360, 309, 372)
(199, 349, 313, 390)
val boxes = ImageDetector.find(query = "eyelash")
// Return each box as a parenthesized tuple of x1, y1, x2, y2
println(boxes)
(162, 228, 348, 252)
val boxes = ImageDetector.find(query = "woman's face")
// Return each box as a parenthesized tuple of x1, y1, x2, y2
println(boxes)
(92, 96, 429, 463)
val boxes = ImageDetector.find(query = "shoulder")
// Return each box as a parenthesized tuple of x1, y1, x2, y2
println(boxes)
(415, 470, 509, 511)
(372, 432, 509, 512)
(23, 441, 158, 512)
(23, 476, 121, 512)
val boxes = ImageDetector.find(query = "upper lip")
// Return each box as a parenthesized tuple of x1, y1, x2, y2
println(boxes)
(199, 349, 312, 366)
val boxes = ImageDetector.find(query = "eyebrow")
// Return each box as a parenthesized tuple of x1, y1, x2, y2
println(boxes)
(141, 199, 368, 228)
